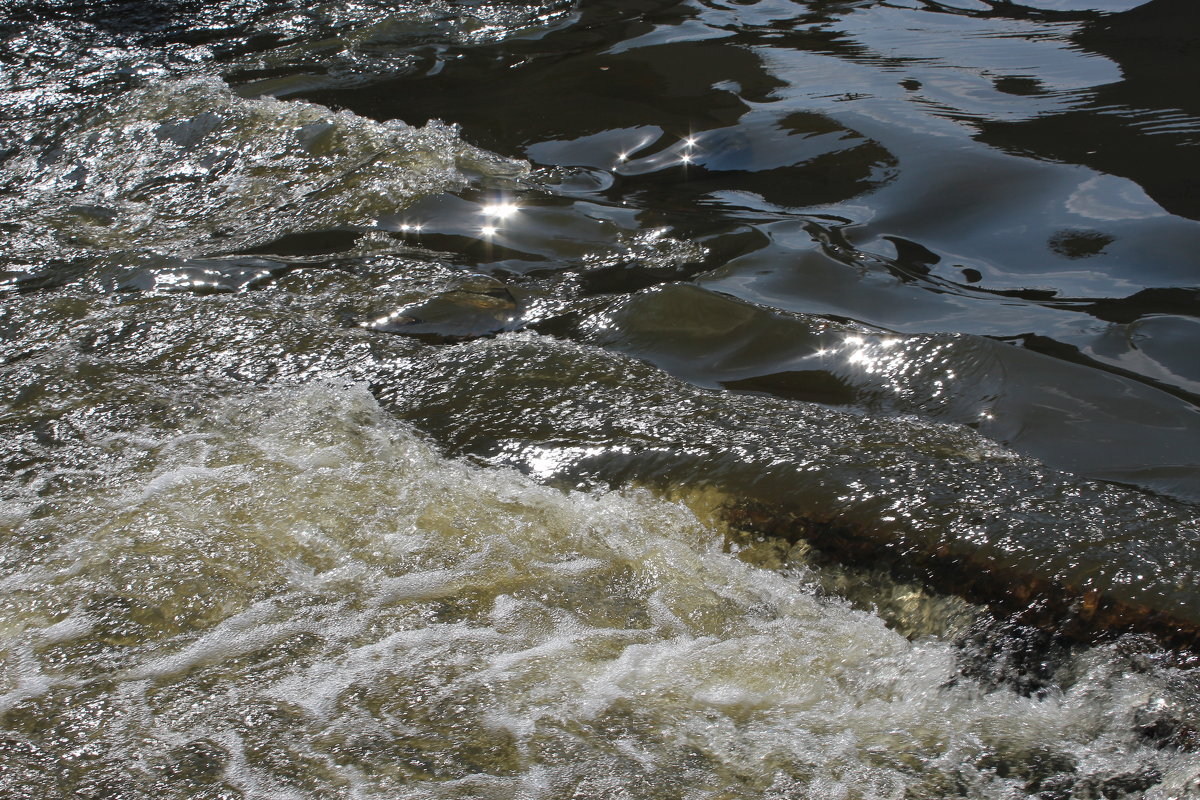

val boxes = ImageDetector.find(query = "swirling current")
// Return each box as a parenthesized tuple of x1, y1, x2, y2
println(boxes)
(1, 0, 1199, 797)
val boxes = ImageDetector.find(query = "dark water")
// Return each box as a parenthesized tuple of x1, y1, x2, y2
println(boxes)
(2, 0, 1200, 797)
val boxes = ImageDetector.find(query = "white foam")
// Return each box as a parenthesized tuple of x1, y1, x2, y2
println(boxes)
(4, 77, 528, 261)
(0, 382, 1195, 798)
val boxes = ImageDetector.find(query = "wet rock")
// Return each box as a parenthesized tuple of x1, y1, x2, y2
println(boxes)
(378, 334, 1200, 654)
(358, 276, 522, 343)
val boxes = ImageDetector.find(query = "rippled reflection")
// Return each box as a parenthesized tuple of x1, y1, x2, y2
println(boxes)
(1, 0, 1200, 795)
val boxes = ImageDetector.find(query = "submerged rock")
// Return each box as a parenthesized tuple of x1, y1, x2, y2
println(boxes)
(376, 333, 1200, 651)
(358, 276, 523, 342)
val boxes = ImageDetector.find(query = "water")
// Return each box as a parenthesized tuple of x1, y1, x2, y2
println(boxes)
(1, 0, 1199, 796)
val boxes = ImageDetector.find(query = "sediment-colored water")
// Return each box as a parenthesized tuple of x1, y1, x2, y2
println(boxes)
(1, 0, 1199, 796)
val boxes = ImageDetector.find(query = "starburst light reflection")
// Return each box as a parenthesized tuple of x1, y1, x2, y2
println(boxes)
(481, 200, 520, 220)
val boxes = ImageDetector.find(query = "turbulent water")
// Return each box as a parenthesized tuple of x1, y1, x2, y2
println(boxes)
(1, 0, 1199, 797)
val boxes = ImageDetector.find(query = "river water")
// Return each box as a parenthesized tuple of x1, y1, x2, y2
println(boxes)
(1, 0, 1199, 797)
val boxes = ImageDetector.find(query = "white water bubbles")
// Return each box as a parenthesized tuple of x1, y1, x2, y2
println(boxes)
(0, 77, 528, 265)
(0, 383, 1197, 799)
(233, 0, 578, 96)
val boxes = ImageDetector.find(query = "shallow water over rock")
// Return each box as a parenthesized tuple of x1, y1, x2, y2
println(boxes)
(2, 0, 1200, 796)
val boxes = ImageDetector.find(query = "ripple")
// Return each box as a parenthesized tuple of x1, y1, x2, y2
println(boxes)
(0, 77, 527, 264)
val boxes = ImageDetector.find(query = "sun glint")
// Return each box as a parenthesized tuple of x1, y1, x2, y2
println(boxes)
(481, 201, 519, 220)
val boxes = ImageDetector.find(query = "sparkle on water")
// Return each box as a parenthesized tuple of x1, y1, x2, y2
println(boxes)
(2, 0, 1200, 796)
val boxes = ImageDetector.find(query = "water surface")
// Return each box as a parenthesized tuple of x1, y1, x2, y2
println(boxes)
(1, 0, 1199, 796)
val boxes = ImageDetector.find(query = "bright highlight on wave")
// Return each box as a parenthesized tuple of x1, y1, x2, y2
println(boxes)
(681, 132, 700, 165)
(479, 198, 521, 237)
(481, 200, 521, 219)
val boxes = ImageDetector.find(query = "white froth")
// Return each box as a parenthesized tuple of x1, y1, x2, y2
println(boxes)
(2, 77, 528, 261)
(0, 383, 1196, 799)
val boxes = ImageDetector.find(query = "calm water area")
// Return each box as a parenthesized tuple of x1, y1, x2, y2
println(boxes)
(1, 0, 1199, 797)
